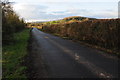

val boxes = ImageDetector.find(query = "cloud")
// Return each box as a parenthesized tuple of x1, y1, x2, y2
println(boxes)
(12, 2, 118, 22)
(13, 3, 74, 21)
(13, 3, 48, 20)
(87, 10, 118, 18)
(50, 11, 68, 15)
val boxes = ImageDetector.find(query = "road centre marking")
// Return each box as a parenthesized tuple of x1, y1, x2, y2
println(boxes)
(44, 36, 49, 39)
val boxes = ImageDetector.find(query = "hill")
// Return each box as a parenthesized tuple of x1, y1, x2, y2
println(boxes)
(43, 16, 96, 25)
(27, 16, 96, 27)
(63, 16, 96, 21)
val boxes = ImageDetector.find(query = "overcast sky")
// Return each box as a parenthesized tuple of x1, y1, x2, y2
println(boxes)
(9, 0, 119, 22)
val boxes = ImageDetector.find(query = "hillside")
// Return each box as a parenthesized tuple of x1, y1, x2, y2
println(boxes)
(27, 16, 96, 27)
(43, 16, 96, 25)
(63, 16, 96, 21)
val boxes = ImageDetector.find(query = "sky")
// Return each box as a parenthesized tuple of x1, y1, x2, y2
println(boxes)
(8, 0, 119, 22)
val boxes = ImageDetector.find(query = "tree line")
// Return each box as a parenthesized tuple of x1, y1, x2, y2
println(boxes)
(2, 1, 26, 45)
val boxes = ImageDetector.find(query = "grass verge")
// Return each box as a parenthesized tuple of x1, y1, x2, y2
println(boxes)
(2, 29, 30, 79)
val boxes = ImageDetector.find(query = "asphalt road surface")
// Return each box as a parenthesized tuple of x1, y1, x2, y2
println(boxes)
(30, 28, 118, 78)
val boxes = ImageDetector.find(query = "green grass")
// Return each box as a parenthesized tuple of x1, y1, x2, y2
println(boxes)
(2, 29, 30, 79)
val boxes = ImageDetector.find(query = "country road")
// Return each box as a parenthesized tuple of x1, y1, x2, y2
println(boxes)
(27, 28, 119, 78)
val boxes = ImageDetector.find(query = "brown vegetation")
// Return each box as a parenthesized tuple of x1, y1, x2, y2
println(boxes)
(42, 19, 120, 54)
